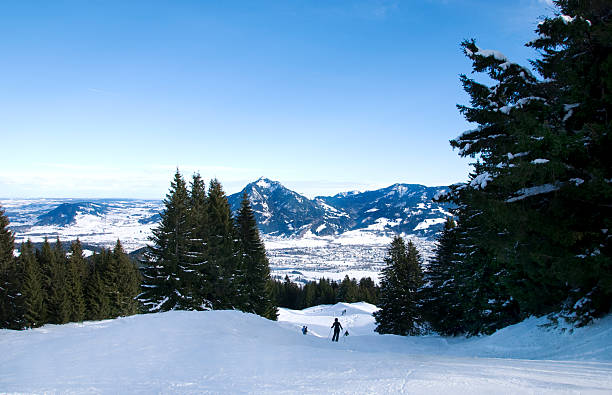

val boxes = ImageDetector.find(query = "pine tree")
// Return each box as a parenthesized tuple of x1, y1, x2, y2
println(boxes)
(186, 173, 212, 310)
(140, 169, 194, 312)
(108, 240, 141, 316)
(50, 238, 71, 324)
(20, 241, 45, 328)
(448, 0, 612, 326)
(358, 277, 378, 305)
(206, 179, 239, 309)
(374, 236, 423, 336)
(337, 276, 359, 303)
(86, 251, 111, 320)
(67, 239, 87, 322)
(235, 193, 277, 319)
(0, 205, 20, 329)
(37, 238, 70, 324)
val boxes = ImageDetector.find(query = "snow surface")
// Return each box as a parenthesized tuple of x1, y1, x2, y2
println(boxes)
(1, 303, 611, 394)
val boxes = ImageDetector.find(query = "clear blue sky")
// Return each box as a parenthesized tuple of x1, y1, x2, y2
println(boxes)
(0, 0, 555, 198)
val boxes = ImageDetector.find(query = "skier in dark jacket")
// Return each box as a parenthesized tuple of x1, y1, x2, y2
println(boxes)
(331, 318, 343, 342)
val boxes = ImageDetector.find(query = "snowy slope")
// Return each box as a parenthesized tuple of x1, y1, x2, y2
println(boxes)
(1, 304, 611, 394)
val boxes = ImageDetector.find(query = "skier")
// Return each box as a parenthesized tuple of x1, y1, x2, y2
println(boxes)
(331, 318, 343, 342)
(302, 325, 308, 335)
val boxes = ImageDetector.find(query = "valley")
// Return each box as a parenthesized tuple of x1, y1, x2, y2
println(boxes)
(1, 178, 447, 282)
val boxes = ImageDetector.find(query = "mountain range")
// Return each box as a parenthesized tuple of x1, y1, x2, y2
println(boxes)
(228, 178, 451, 238)
(3, 178, 452, 242)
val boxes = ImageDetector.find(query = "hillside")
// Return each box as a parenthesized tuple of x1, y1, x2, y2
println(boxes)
(1, 304, 611, 394)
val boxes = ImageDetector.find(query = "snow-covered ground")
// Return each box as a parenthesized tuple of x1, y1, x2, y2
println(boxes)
(1, 303, 611, 394)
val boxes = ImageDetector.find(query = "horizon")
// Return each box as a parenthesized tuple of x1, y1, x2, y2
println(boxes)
(0, 1, 555, 199)
(0, 175, 450, 201)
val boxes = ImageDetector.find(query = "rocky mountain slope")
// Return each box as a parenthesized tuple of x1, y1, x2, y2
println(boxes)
(227, 178, 451, 238)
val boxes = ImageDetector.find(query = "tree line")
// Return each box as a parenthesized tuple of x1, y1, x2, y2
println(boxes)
(375, 1, 611, 337)
(271, 275, 379, 310)
(138, 170, 278, 320)
(0, 221, 140, 330)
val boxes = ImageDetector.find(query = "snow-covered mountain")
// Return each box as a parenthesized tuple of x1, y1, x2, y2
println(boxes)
(2, 179, 451, 281)
(227, 178, 352, 237)
(227, 177, 452, 238)
(34, 202, 108, 226)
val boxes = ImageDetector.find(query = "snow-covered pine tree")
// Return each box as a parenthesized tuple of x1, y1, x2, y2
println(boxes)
(235, 193, 277, 320)
(206, 179, 239, 309)
(20, 240, 45, 328)
(525, 0, 612, 323)
(449, 0, 611, 325)
(140, 169, 194, 312)
(374, 236, 423, 336)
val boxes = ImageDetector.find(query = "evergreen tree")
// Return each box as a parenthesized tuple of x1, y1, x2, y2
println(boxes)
(108, 240, 141, 316)
(236, 193, 277, 319)
(0, 205, 14, 267)
(206, 179, 239, 309)
(374, 236, 423, 336)
(337, 275, 359, 303)
(20, 240, 45, 328)
(448, 0, 612, 326)
(86, 251, 111, 320)
(37, 238, 70, 324)
(140, 169, 194, 312)
(358, 277, 379, 305)
(67, 239, 87, 322)
(186, 173, 212, 310)
(0, 205, 20, 329)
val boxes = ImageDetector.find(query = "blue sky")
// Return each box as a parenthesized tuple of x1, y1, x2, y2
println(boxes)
(0, 0, 555, 198)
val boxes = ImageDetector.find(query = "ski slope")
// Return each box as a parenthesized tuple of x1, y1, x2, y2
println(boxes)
(1, 303, 611, 394)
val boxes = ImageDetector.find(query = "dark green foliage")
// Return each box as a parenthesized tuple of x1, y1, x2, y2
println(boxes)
(45, 238, 71, 324)
(374, 236, 423, 336)
(358, 277, 379, 306)
(337, 276, 359, 303)
(422, 218, 463, 335)
(67, 239, 87, 322)
(0, 206, 20, 329)
(140, 169, 194, 312)
(0, 210, 141, 330)
(108, 240, 141, 316)
(236, 193, 277, 320)
(187, 173, 212, 310)
(271, 276, 380, 310)
(140, 171, 278, 319)
(0, 205, 13, 265)
(20, 241, 45, 328)
(432, 0, 612, 334)
(206, 179, 239, 309)
(86, 252, 111, 320)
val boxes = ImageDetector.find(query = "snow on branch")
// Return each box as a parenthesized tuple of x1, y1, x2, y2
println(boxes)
(506, 184, 560, 203)
(498, 97, 546, 115)
(465, 47, 508, 62)
(470, 172, 493, 189)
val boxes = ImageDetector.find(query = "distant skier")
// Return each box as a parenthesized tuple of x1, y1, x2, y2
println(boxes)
(341, 309, 346, 316)
(302, 325, 308, 335)
(331, 318, 343, 342)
